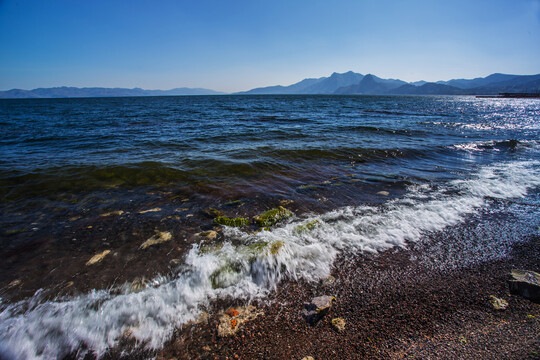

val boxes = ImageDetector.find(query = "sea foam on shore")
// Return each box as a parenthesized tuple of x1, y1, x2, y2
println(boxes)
(1, 159, 539, 359)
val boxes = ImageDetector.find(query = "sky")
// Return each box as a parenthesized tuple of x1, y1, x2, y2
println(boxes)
(1, 0, 539, 93)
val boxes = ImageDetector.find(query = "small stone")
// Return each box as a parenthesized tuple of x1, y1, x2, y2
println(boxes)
(8, 279, 21, 287)
(490, 295, 509, 310)
(202, 346, 211, 352)
(302, 357, 315, 360)
(169, 258, 181, 266)
(139, 231, 172, 249)
(301, 295, 336, 324)
(322, 275, 336, 286)
(331, 317, 346, 332)
(85, 250, 111, 265)
(377, 191, 390, 196)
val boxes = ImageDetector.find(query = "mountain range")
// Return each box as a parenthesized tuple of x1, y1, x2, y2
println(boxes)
(0, 86, 223, 99)
(1, 72, 540, 99)
(239, 71, 540, 96)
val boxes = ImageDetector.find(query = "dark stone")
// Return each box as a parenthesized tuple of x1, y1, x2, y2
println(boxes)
(508, 269, 540, 303)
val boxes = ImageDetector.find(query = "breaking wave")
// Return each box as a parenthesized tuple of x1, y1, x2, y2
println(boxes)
(1, 160, 539, 359)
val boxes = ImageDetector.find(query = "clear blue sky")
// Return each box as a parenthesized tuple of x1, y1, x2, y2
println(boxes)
(1, 0, 539, 92)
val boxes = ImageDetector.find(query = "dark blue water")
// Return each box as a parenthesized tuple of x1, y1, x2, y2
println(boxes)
(0, 95, 539, 359)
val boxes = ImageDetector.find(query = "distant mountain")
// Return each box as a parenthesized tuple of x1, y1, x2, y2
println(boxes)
(390, 83, 467, 95)
(239, 71, 364, 94)
(437, 73, 519, 89)
(335, 74, 407, 94)
(240, 71, 540, 96)
(465, 74, 540, 94)
(0, 86, 224, 99)
(238, 77, 325, 95)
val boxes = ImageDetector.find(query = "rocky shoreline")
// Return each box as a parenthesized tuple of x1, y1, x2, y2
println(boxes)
(149, 232, 540, 360)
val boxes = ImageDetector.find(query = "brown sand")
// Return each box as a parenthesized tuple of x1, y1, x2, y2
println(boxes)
(151, 235, 540, 360)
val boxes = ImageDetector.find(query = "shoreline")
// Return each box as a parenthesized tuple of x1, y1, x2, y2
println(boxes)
(154, 234, 540, 360)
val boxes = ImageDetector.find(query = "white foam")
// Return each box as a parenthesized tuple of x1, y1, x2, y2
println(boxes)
(1, 160, 539, 359)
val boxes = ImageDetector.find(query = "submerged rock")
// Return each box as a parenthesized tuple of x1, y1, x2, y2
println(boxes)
(85, 250, 111, 265)
(8, 279, 21, 287)
(254, 206, 292, 227)
(294, 219, 320, 234)
(195, 230, 218, 240)
(214, 216, 250, 227)
(509, 269, 540, 302)
(490, 295, 509, 310)
(269, 241, 284, 255)
(129, 277, 148, 292)
(217, 305, 263, 337)
(139, 231, 172, 249)
(100, 210, 125, 217)
(202, 207, 224, 218)
(301, 295, 336, 324)
(224, 200, 244, 207)
(138, 207, 161, 214)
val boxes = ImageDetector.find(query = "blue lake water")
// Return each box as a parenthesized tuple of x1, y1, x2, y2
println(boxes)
(0, 95, 539, 358)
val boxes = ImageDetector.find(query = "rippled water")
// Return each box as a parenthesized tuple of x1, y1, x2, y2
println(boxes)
(0, 95, 539, 359)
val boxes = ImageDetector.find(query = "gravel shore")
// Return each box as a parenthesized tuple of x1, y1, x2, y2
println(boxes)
(153, 231, 540, 360)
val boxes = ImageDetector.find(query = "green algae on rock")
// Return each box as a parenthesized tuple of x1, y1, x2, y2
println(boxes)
(269, 240, 284, 255)
(214, 216, 250, 227)
(209, 261, 244, 289)
(294, 219, 320, 234)
(253, 206, 292, 227)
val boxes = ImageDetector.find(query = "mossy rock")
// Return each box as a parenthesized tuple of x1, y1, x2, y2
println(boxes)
(224, 200, 244, 207)
(298, 184, 318, 190)
(269, 241, 284, 255)
(294, 219, 320, 233)
(247, 241, 269, 252)
(210, 262, 243, 289)
(202, 207, 224, 218)
(199, 243, 224, 254)
(214, 216, 250, 227)
(254, 206, 292, 227)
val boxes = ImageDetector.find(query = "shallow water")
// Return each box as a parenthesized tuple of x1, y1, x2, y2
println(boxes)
(0, 95, 539, 359)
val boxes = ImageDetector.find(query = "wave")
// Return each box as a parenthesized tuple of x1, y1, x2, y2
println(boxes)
(1, 159, 539, 359)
